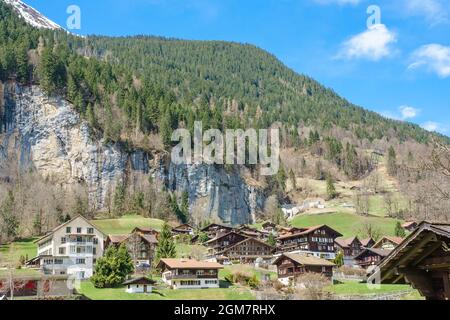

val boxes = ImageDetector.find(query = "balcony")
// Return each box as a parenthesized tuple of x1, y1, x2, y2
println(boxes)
(164, 274, 218, 280)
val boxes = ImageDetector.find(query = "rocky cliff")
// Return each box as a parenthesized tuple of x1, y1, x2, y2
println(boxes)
(0, 82, 265, 225)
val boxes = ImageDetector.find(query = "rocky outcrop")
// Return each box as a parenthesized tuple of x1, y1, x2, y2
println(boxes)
(0, 82, 265, 225)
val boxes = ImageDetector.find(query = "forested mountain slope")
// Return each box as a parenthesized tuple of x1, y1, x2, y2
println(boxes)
(0, 0, 448, 242)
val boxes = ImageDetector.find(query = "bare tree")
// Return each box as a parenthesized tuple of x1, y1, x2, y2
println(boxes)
(358, 222, 382, 242)
(294, 273, 333, 300)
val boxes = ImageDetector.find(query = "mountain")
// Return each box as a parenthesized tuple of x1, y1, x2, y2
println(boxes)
(0, 0, 448, 236)
(2, 0, 61, 30)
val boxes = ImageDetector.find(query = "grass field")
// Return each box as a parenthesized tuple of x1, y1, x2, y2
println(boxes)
(291, 212, 402, 238)
(0, 238, 38, 264)
(79, 281, 255, 300)
(91, 215, 165, 235)
(219, 265, 278, 281)
(328, 281, 420, 298)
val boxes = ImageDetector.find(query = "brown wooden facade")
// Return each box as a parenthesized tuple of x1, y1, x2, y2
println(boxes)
(221, 238, 274, 262)
(277, 225, 342, 258)
(354, 248, 390, 270)
(273, 253, 335, 282)
(373, 222, 450, 300)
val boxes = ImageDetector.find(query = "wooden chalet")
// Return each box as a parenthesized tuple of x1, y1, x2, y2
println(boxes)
(402, 221, 419, 233)
(354, 248, 391, 270)
(335, 237, 364, 257)
(221, 237, 275, 263)
(172, 223, 195, 236)
(371, 222, 450, 300)
(373, 236, 404, 250)
(361, 238, 375, 248)
(273, 253, 335, 285)
(201, 223, 233, 240)
(204, 231, 248, 256)
(277, 225, 342, 260)
(235, 225, 267, 239)
(157, 259, 223, 289)
(105, 228, 158, 267)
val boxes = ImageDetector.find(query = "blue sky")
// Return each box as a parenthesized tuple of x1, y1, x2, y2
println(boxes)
(25, 0, 450, 136)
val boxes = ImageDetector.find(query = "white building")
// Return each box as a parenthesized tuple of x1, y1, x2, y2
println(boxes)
(28, 215, 106, 280)
(123, 277, 155, 294)
(156, 259, 223, 290)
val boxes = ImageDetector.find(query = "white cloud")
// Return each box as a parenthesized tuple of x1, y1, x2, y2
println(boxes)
(400, 106, 420, 119)
(404, 0, 449, 26)
(336, 24, 397, 61)
(409, 44, 450, 78)
(313, 0, 361, 5)
(421, 121, 449, 134)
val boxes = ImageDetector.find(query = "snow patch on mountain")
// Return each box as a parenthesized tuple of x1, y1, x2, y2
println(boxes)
(3, 0, 62, 30)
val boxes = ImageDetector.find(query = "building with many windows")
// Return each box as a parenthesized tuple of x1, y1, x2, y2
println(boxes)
(157, 259, 223, 289)
(27, 215, 106, 280)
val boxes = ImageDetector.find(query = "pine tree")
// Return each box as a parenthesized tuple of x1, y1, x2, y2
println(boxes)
(159, 110, 173, 149)
(91, 244, 134, 288)
(267, 233, 276, 247)
(113, 182, 126, 216)
(156, 223, 177, 262)
(334, 250, 344, 268)
(387, 146, 397, 176)
(326, 174, 338, 200)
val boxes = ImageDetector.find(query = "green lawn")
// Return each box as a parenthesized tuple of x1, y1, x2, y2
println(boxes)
(328, 281, 419, 297)
(0, 267, 41, 278)
(79, 281, 255, 300)
(219, 265, 277, 281)
(291, 212, 403, 238)
(91, 215, 165, 235)
(0, 238, 38, 265)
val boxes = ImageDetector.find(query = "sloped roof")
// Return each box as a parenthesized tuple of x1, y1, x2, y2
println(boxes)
(360, 238, 375, 247)
(354, 248, 391, 261)
(35, 215, 106, 243)
(273, 253, 335, 267)
(107, 234, 130, 244)
(278, 225, 342, 240)
(157, 259, 223, 270)
(335, 236, 361, 248)
(373, 236, 404, 248)
(222, 237, 274, 253)
(371, 221, 450, 285)
(204, 231, 248, 245)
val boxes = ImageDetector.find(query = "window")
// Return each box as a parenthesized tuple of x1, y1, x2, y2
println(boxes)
(77, 227, 82, 234)
(59, 247, 66, 255)
(61, 237, 66, 244)
(76, 259, 86, 264)
(66, 227, 71, 233)
(93, 238, 98, 245)
(180, 280, 201, 286)
(93, 247, 97, 255)
(87, 228, 94, 234)
(54, 259, 64, 265)
(205, 280, 217, 285)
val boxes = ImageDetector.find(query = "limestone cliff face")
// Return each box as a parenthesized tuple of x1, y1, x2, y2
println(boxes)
(0, 83, 265, 225)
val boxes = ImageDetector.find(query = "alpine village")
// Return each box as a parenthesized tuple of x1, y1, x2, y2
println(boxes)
(0, 0, 450, 301)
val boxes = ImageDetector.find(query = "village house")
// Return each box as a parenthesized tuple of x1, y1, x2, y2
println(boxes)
(123, 277, 156, 294)
(204, 231, 248, 254)
(220, 237, 274, 263)
(371, 222, 450, 300)
(335, 237, 364, 266)
(402, 221, 419, 233)
(200, 223, 233, 240)
(26, 215, 106, 280)
(235, 225, 268, 240)
(360, 238, 375, 248)
(277, 225, 342, 260)
(372, 236, 404, 250)
(172, 224, 195, 236)
(273, 253, 335, 285)
(105, 227, 158, 267)
(157, 259, 223, 289)
(354, 248, 391, 270)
